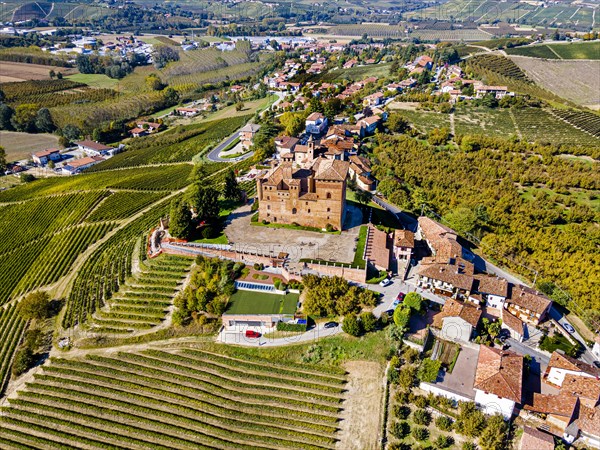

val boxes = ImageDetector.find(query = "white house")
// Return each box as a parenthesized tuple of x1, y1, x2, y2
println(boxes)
(474, 345, 523, 419)
(592, 336, 600, 360)
(74, 140, 112, 156)
(473, 276, 509, 309)
(433, 298, 482, 343)
(32, 148, 61, 165)
(305, 112, 328, 135)
(62, 156, 105, 174)
(544, 351, 600, 388)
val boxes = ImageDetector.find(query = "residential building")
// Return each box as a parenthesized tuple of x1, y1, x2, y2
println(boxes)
(506, 285, 551, 326)
(240, 124, 261, 150)
(176, 107, 200, 117)
(475, 84, 510, 99)
(433, 298, 482, 342)
(61, 156, 105, 174)
(519, 426, 555, 450)
(348, 155, 376, 191)
(363, 92, 384, 107)
(544, 351, 600, 388)
(357, 115, 381, 136)
(256, 158, 349, 230)
(473, 275, 509, 309)
(306, 112, 328, 135)
(414, 55, 434, 70)
(501, 309, 526, 342)
(275, 135, 299, 155)
(74, 140, 112, 156)
(473, 345, 523, 419)
(32, 148, 61, 165)
(393, 230, 414, 262)
(365, 224, 391, 271)
(417, 260, 475, 299)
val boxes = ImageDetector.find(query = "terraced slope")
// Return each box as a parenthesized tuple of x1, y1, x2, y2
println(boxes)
(0, 347, 347, 450)
(88, 255, 192, 336)
(0, 304, 27, 395)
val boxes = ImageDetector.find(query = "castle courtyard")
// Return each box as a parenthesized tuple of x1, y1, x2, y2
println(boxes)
(224, 202, 364, 264)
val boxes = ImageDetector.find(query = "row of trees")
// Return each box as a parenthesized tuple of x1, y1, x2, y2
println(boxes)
(0, 103, 55, 133)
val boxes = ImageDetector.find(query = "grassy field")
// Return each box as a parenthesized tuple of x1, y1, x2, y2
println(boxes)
(66, 73, 121, 90)
(0, 131, 60, 162)
(225, 291, 299, 315)
(316, 63, 393, 82)
(506, 41, 600, 59)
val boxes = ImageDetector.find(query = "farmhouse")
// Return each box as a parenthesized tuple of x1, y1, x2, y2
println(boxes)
(475, 84, 510, 99)
(473, 345, 523, 419)
(256, 158, 349, 230)
(74, 140, 112, 156)
(393, 230, 414, 263)
(432, 298, 482, 343)
(240, 123, 261, 150)
(544, 350, 600, 388)
(305, 112, 328, 135)
(176, 107, 200, 117)
(62, 156, 105, 174)
(505, 285, 551, 326)
(32, 148, 61, 165)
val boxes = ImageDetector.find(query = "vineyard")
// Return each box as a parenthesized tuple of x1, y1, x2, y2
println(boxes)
(10, 87, 119, 108)
(550, 109, 600, 138)
(0, 303, 27, 396)
(0, 79, 86, 103)
(468, 54, 530, 82)
(0, 47, 73, 67)
(0, 347, 346, 449)
(86, 191, 165, 222)
(90, 115, 251, 169)
(0, 164, 192, 202)
(89, 255, 191, 335)
(63, 197, 173, 328)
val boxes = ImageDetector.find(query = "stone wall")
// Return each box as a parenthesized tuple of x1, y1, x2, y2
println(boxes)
(306, 262, 367, 284)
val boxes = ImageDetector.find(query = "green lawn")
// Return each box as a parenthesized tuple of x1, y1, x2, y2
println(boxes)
(225, 291, 299, 315)
(353, 225, 368, 268)
(67, 73, 121, 89)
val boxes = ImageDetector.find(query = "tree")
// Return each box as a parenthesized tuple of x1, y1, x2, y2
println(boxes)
(435, 435, 455, 449)
(413, 427, 429, 441)
(390, 421, 410, 439)
(163, 87, 179, 105)
(152, 45, 180, 68)
(56, 72, 63, 79)
(49, 69, 56, 79)
(0, 103, 14, 130)
(418, 358, 441, 382)
(455, 402, 486, 437)
(188, 185, 220, 222)
(387, 113, 411, 133)
(427, 127, 451, 146)
(413, 409, 432, 426)
(18, 291, 51, 320)
(20, 173, 35, 183)
(444, 207, 478, 236)
(35, 108, 55, 133)
(11, 346, 34, 377)
(11, 104, 38, 132)
(224, 169, 241, 201)
(279, 111, 306, 136)
(360, 311, 377, 332)
(0, 146, 6, 173)
(235, 102, 245, 112)
(478, 414, 507, 450)
(393, 305, 411, 328)
(169, 198, 193, 240)
(145, 73, 164, 90)
(342, 314, 362, 336)
(355, 189, 372, 205)
(62, 124, 81, 143)
(404, 292, 423, 311)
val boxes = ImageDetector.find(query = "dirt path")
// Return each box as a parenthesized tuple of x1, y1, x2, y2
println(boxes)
(336, 361, 385, 450)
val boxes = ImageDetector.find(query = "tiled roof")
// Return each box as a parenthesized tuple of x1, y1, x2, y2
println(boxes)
(474, 275, 509, 297)
(519, 426, 555, 450)
(433, 298, 482, 328)
(75, 140, 111, 152)
(526, 392, 578, 417)
(575, 405, 600, 437)
(67, 156, 105, 169)
(417, 263, 474, 292)
(501, 309, 525, 337)
(33, 148, 59, 157)
(311, 158, 349, 182)
(394, 230, 415, 248)
(548, 351, 600, 377)
(240, 124, 261, 133)
(365, 224, 390, 270)
(561, 374, 600, 408)
(474, 345, 523, 403)
(306, 112, 324, 121)
(508, 285, 551, 315)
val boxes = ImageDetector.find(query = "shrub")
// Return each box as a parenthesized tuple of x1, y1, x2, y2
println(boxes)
(434, 435, 454, 449)
(201, 226, 214, 239)
(395, 391, 410, 404)
(342, 314, 362, 336)
(325, 223, 335, 232)
(413, 427, 429, 441)
(436, 416, 453, 431)
(418, 358, 442, 383)
(276, 322, 306, 332)
(462, 443, 477, 450)
(414, 395, 429, 408)
(359, 311, 377, 332)
(413, 409, 432, 426)
(393, 405, 410, 420)
(390, 421, 410, 439)
(253, 263, 264, 270)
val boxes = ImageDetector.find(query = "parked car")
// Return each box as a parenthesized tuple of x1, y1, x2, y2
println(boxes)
(379, 278, 392, 287)
(384, 309, 395, 316)
(563, 323, 575, 334)
(324, 322, 338, 329)
(593, 361, 600, 369)
(245, 330, 261, 338)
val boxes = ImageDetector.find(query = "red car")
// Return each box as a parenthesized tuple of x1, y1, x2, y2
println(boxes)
(396, 292, 405, 302)
(245, 330, 261, 338)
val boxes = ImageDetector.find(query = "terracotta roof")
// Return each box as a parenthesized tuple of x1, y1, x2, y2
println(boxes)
(359, 115, 381, 126)
(501, 309, 525, 337)
(548, 351, 600, 377)
(508, 285, 552, 316)
(474, 345, 523, 403)
(311, 158, 349, 182)
(475, 276, 509, 297)
(417, 263, 474, 291)
(575, 405, 600, 437)
(240, 124, 261, 133)
(365, 224, 390, 270)
(526, 392, 578, 417)
(395, 230, 415, 249)
(306, 112, 324, 121)
(275, 136, 299, 149)
(433, 298, 482, 328)
(519, 426, 555, 450)
(418, 216, 465, 262)
(561, 374, 600, 408)
(33, 148, 59, 157)
(67, 156, 105, 169)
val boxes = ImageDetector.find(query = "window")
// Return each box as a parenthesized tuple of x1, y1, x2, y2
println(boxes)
(327, 207, 331, 212)
(326, 192, 332, 199)
(292, 208, 297, 214)
(308, 209, 311, 213)
(267, 196, 270, 200)
(273, 217, 277, 222)
(267, 205, 270, 210)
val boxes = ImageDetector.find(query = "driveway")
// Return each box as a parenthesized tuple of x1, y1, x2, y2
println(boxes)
(207, 130, 254, 162)
(217, 322, 343, 347)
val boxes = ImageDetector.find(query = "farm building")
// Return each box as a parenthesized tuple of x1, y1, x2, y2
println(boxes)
(74, 140, 112, 156)
(62, 156, 105, 174)
(32, 148, 61, 165)
(221, 289, 299, 330)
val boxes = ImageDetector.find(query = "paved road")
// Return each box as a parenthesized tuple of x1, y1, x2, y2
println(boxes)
(206, 131, 254, 162)
(217, 322, 343, 347)
(505, 338, 550, 375)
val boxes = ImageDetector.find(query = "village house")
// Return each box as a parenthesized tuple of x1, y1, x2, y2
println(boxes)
(544, 351, 600, 388)
(414, 55, 434, 70)
(305, 112, 328, 135)
(505, 285, 552, 326)
(61, 156, 105, 175)
(348, 155, 376, 191)
(519, 426, 555, 450)
(240, 124, 261, 150)
(256, 158, 349, 230)
(472, 275, 509, 309)
(417, 259, 475, 300)
(475, 84, 510, 99)
(433, 298, 482, 343)
(176, 107, 201, 117)
(501, 309, 526, 342)
(393, 230, 414, 263)
(364, 224, 391, 271)
(473, 345, 523, 419)
(74, 140, 112, 156)
(32, 148, 61, 165)
(275, 135, 299, 155)
(363, 92, 384, 107)
(357, 115, 381, 136)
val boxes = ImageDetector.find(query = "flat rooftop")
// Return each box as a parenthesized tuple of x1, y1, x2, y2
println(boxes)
(224, 290, 299, 316)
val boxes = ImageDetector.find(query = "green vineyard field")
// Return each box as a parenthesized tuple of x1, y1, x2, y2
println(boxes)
(0, 304, 27, 396)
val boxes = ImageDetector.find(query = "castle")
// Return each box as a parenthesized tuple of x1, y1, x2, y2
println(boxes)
(256, 158, 350, 230)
